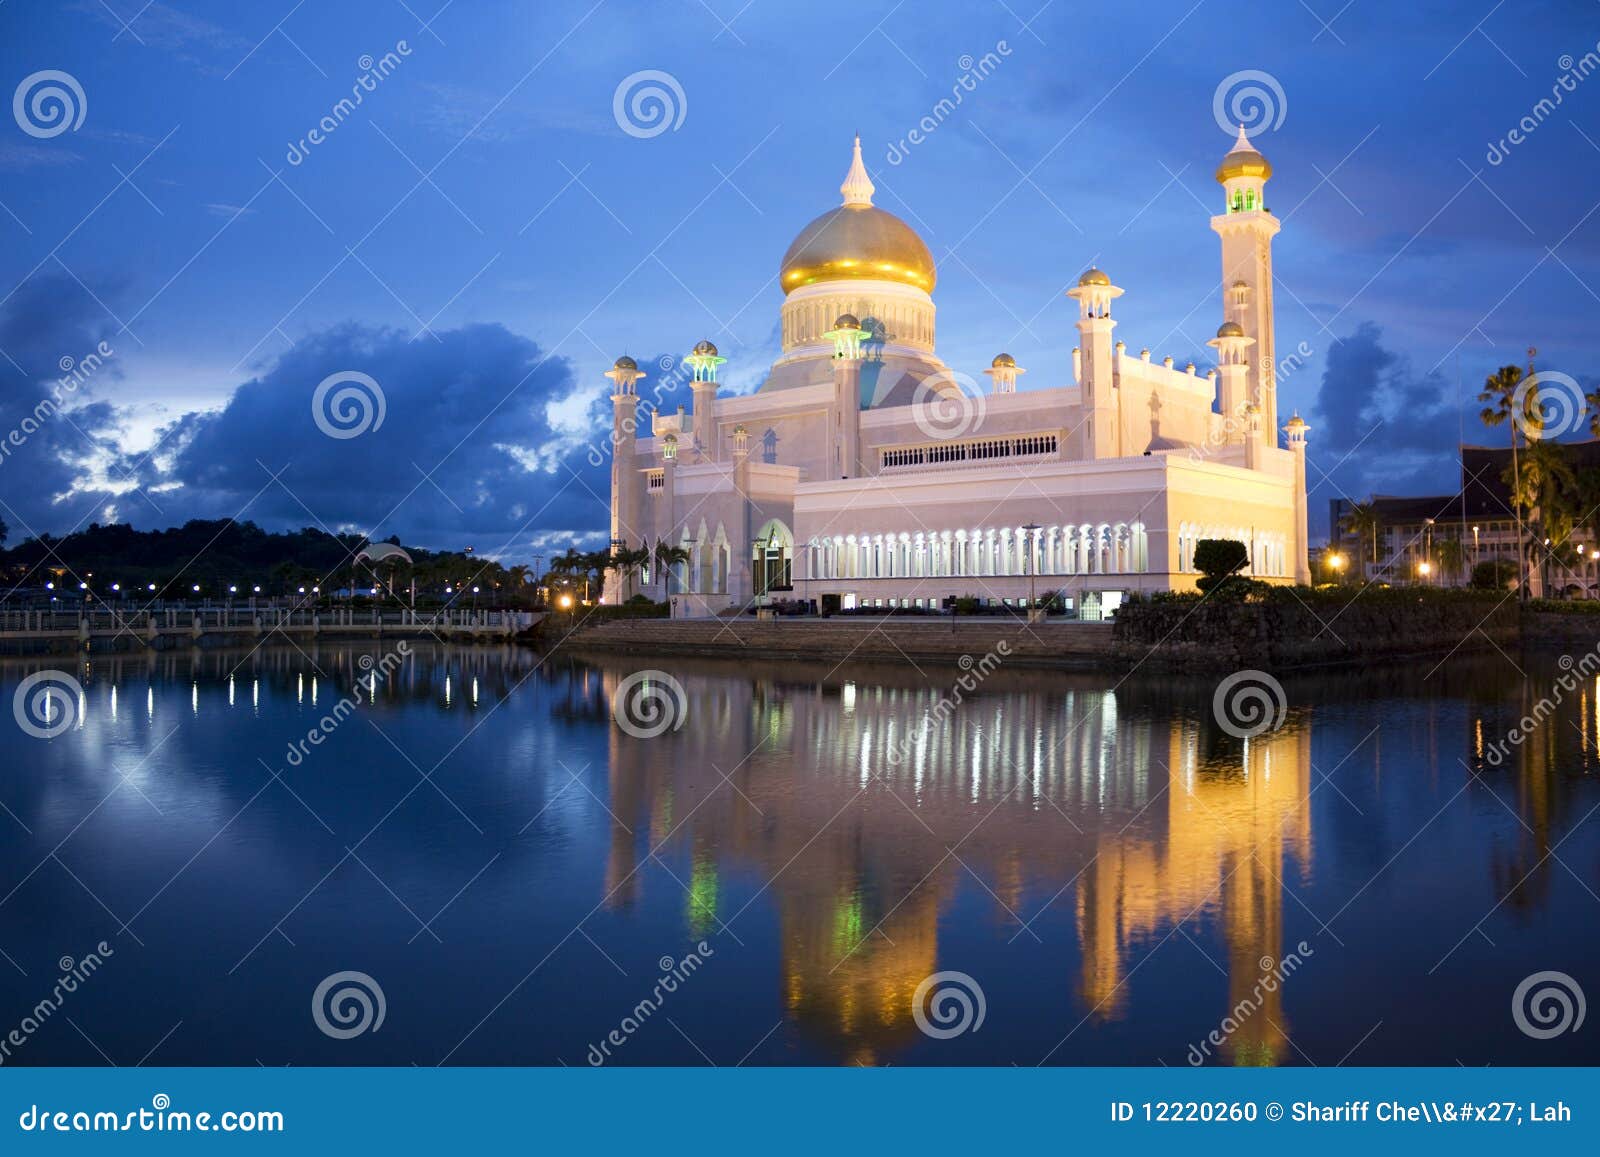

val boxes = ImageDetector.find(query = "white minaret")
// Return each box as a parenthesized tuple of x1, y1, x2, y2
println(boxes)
(1067, 269, 1123, 459)
(1211, 124, 1280, 440)
(605, 355, 646, 599)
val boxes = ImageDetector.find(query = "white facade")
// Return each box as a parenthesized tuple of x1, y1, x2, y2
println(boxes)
(603, 130, 1310, 616)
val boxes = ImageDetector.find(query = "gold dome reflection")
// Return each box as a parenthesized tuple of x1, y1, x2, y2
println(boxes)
(596, 657, 1316, 1065)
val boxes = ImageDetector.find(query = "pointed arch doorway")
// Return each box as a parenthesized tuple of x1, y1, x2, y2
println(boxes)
(753, 518, 794, 596)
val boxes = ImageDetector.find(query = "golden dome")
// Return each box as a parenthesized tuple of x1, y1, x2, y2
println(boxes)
(1216, 124, 1272, 183)
(1078, 268, 1110, 286)
(1216, 321, 1245, 338)
(781, 203, 936, 295)
(992, 352, 1016, 367)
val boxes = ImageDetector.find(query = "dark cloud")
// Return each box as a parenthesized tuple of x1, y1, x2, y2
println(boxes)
(1308, 322, 1465, 521)
(0, 274, 126, 540)
(164, 323, 610, 558)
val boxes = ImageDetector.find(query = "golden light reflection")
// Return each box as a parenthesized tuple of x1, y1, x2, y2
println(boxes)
(599, 662, 1316, 1066)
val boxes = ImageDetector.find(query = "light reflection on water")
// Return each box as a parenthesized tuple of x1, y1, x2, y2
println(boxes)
(0, 642, 1597, 1067)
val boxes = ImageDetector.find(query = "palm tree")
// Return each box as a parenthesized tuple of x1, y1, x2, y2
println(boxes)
(1481, 364, 1533, 596)
(1508, 438, 1578, 596)
(611, 546, 650, 600)
(1341, 502, 1380, 580)
(653, 542, 690, 595)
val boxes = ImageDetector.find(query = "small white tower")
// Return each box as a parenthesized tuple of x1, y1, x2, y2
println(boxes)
(822, 314, 865, 477)
(983, 352, 1025, 394)
(685, 339, 724, 462)
(1067, 268, 1123, 459)
(1207, 320, 1256, 440)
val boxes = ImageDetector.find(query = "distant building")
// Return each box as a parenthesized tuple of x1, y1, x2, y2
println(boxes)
(1329, 440, 1600, 593)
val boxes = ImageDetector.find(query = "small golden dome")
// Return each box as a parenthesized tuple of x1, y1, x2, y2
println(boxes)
(613, 355, 637, 371)
(1216, 321, 1245, 338)
(1285, 412, 1308, 431)
(692, 339, 719, 357)
(1078, 268, 1110, 286)
(832, 313, 861, 330)
(781, 205, 936, 296)
(992, 352, 1016, 368)
(1216, 125, 1272, 184)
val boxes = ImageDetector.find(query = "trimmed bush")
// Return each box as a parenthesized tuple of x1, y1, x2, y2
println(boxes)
(1194, 538, 1250, 594)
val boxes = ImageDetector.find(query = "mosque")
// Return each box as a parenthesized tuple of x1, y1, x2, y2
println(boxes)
(603, 126, 1310, 618)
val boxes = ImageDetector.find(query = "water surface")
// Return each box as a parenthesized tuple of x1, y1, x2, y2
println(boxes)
(1, 641, 1597, 1066)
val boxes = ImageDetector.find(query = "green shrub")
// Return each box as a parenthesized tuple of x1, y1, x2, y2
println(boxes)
(1471, 559, 1518, 590)
(1193, 539, 1250, 593)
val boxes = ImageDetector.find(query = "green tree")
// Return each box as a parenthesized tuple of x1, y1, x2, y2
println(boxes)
(1433, 535, 1468, 586)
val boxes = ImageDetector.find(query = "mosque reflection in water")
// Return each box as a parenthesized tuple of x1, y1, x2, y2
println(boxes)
(5, 642, 1597, 1066)
(594, 657, 1316, 1066)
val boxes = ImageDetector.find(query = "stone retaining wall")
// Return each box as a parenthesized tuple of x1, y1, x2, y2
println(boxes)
(1109, 593, 1521, 672)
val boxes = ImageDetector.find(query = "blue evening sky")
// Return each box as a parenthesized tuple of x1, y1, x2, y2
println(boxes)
(2, 0, 1597, 558)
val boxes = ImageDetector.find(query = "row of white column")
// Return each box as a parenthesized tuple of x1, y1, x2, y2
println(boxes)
(806, 523, 1149, 581)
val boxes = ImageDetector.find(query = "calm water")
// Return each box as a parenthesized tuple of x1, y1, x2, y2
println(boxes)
(1, 640, 1598, 1067)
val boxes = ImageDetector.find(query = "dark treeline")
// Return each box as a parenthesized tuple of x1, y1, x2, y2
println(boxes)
(0, 519, 536, 603)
